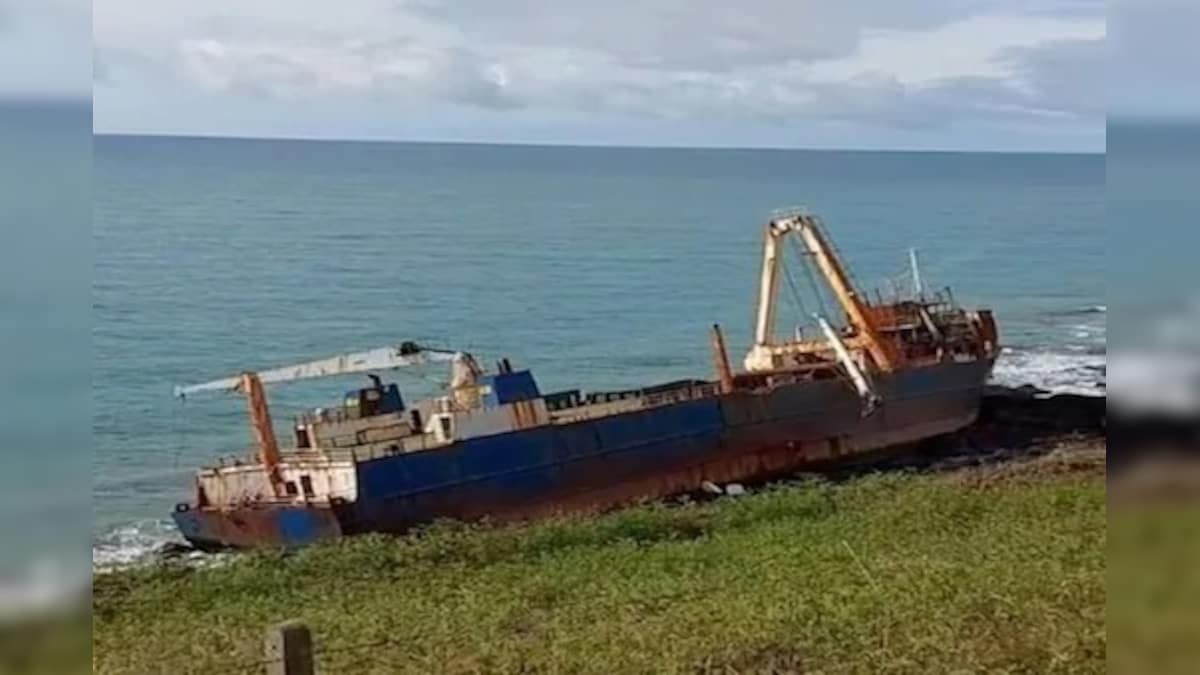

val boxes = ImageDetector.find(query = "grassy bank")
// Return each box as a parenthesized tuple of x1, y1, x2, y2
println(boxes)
(1108, 462, 1200, 675)
(94, 457, 1105, 674)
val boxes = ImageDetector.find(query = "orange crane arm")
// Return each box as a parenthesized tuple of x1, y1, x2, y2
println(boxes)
(745, 212, 901, 373)
(238, 372, 284, 496)
(793, 216, 900, 372)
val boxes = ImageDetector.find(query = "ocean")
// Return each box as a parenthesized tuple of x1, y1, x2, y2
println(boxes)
(92, 135, 1106, 566)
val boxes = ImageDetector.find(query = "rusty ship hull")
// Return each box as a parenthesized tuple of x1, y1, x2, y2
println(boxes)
(173, 358, 990, 549)
(171, 210, 1000, 550)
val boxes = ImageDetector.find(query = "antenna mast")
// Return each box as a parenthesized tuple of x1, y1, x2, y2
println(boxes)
(909, 248, 924, 297)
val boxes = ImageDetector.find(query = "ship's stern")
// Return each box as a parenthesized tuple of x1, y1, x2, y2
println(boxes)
(172, 502, 344, 551)
(172, 457, 358, 549)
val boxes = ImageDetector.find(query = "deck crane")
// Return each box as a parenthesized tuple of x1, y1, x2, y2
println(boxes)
(174, 341, 481, 497)
(744, 212, 901, 403)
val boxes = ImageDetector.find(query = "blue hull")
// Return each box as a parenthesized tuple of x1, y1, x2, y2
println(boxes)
(174, 359, 991, 548)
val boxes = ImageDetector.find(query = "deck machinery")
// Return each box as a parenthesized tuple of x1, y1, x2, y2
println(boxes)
(171, 210, 998, 549)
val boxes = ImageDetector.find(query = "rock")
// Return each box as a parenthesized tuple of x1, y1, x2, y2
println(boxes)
(156, 542, 196, 560)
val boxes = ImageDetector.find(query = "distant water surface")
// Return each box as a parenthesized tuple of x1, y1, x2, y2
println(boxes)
(1, 102, 90, 596)
(93, 136, 1106, 565)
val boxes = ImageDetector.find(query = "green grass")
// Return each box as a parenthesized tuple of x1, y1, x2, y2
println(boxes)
(93, 469, 1105, 674)
(0, 608, 90, 675)
(1109, 501, 1200, 675)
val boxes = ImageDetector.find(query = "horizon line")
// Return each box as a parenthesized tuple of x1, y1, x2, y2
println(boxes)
(93, 130, 1106, 156)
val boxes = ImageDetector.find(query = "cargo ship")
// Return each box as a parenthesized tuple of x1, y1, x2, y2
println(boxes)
(171, 211, 999, 549)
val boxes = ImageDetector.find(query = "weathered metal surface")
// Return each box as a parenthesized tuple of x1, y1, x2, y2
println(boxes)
(172, 503, 343, 550)
(241, 373, 283, 496)
(195, 460, 358, 506)
(710, 324, 735, 394)
(170, 210, 1001, 550)
(746, 212, 901, 373)
(177, 358, 991, 549)
(343, 360, 986, 533)
(792, 215, 900, 371)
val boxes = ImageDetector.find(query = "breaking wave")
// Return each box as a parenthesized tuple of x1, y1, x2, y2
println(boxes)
(92, 519, 189, 572)
(1051, 305, 1106, 317)
(93, 519, 236, 573)
(990, 347, 1106, 396)
(1001, 302, 1105, 394)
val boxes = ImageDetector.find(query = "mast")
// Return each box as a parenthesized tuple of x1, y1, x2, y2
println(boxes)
(909, 247, 924, 297)
(239, 372, 283, 496)
(710, 324, 735, 394)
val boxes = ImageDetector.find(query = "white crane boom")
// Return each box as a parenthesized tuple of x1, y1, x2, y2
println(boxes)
(174, 343, 463, 397)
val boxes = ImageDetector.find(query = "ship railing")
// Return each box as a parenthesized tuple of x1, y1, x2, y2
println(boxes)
(314, 383, 727, 453)
(549, 398, 646, 424)
(562, 381, 722, 422)
(641, 382, 722, 408)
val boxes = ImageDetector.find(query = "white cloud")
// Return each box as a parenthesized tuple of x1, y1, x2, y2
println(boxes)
(804, 14, 1104, 85)
(174, 37, 512, 107)
(93, 0, 1107, 145)
(0, 0, 91, 98)
(1110, 0, 1200, 117)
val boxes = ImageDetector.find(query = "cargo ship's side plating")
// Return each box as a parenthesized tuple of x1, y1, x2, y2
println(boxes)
(171, 210, 999, 549)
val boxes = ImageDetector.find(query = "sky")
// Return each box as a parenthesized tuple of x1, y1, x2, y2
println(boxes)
(2, 0, 1197, 151)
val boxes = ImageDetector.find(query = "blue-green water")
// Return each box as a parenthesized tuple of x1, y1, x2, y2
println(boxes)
(93, 136, 1105, 564)
(1, 103, 91, 590)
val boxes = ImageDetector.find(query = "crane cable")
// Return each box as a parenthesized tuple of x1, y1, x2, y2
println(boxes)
(791, 235, 833, 321)
(780, 252, 810, 325)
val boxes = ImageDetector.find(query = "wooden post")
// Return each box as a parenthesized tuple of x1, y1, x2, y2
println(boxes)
(265, 620, 313, 675)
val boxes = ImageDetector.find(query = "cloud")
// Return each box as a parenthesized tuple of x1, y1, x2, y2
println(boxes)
(1006, 37, 1105, 120)
(167, 37, 513, 108)
(0, 0, 91, 98)
(406, 1, 866, 72)
(92, 46, 173, 89)
(93, 0, 1107, 143)
(406, 0, 1102, 72)
(1110, 0, 1200, 117)
(1111, 0, 1200, 81)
